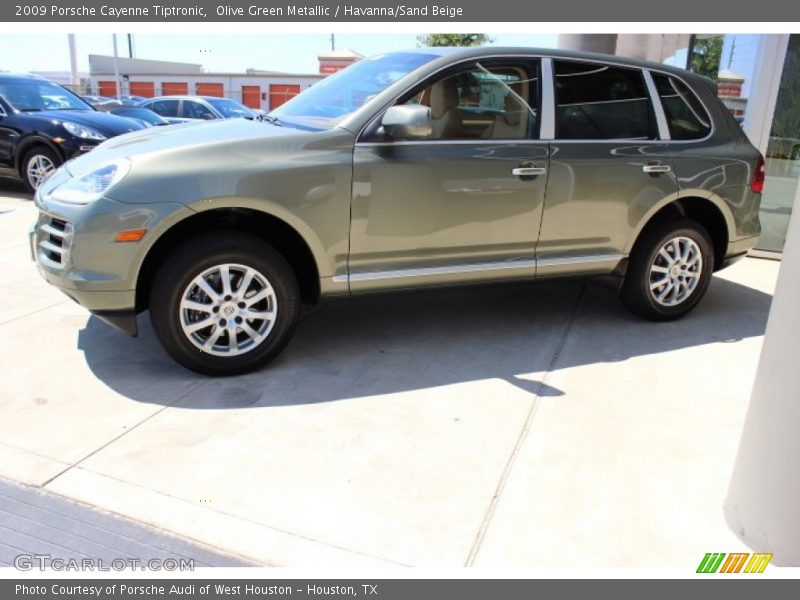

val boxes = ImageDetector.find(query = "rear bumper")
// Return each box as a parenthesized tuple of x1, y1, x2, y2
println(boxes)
(720, 235, 760, 270)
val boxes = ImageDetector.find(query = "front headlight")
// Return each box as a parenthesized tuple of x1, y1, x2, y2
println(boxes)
(49, 159, 131, 205)
(63, 121, 107, 141)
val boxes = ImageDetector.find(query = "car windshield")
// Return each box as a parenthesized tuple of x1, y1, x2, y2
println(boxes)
(207, 98, 255, 118)
(0, 79, 92, 111)
(271, 52, 439, 129)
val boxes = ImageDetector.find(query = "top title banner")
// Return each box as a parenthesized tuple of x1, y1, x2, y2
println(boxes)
(4, 0, 800, 22)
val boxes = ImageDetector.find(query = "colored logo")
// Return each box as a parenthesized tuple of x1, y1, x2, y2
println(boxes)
(697, 552, 773, 573)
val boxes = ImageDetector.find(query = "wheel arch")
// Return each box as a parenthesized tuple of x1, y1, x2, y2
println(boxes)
(627, 193, 734, 271)
(135, 204, 325, 313)
(14, 135, 65, 175)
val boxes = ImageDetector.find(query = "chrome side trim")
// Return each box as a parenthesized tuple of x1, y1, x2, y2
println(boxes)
(356, 139, 549, 147)
(344, 259, 537, 282)
(537, 253, 623, 267)
(540, 58, 555, 140)
(337, 253, 623, 283)
(644, 69, 671, 141)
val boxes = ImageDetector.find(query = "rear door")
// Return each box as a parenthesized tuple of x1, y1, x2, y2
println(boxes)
(537, 59, 677, 276)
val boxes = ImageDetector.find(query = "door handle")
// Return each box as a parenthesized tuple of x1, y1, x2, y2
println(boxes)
(512, 167, 547, 177)
(642, 164, 672, 173)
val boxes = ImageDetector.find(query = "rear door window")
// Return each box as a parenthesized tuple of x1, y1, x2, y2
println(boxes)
(147, 99, 179, 117)
(652, 74, 712, 140)
(554, 60, 658, 140)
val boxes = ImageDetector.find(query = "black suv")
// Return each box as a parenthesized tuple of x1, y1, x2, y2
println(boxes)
(0, 74, 145, 192)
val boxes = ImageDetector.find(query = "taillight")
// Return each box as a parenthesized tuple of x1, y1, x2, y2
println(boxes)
(751, 154, 766, 193)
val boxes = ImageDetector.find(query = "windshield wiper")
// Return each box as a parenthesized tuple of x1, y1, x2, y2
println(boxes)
(258, 114, 284, 126)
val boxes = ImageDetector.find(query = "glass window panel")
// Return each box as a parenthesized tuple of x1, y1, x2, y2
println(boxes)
(554, 60, 658, 140)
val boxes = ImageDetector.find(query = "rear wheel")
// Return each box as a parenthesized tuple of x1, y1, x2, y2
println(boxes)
(620, 219, 714, 321)
(149, 232, 300, 376)
(22, 146, 61, 193)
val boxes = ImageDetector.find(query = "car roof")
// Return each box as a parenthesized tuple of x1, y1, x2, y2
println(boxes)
(0, 73, 49, 81)
(394, 46, 705, 81)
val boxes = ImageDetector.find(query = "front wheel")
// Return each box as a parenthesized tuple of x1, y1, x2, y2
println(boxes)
(620, 220, 714, 321)
(149, 232, 300, 376)
(22, 146, 62, 193)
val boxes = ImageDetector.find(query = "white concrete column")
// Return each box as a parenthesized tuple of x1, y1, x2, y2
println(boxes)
(557, 34, 617, 55)
(615, 34, 651, 60)
(742, 34, 789, 152)
(725, 197, 800, 566)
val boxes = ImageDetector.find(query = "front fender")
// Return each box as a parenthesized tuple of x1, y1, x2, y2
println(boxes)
(14, 134, 65, 172)
(184, 196, 336, 279)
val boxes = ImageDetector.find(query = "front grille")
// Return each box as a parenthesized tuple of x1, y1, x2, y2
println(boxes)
(38, 217, 72, 268)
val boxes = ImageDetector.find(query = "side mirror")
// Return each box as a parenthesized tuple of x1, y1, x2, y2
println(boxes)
(381, 105, 432, 140)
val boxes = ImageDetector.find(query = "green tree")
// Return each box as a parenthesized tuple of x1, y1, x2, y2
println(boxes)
(770, 38, 800, 139)
(691, 36, 723, 80)
(417, 33, 492, 47)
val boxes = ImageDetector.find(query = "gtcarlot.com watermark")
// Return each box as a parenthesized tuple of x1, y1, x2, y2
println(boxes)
(14, 554, 194, 571)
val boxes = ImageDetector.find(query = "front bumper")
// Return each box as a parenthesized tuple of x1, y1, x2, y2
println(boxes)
(30, 188, 190, 335)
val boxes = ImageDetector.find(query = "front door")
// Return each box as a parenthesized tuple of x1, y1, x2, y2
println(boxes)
(349, 58, 549, 291)
(537, 59, 678, 277)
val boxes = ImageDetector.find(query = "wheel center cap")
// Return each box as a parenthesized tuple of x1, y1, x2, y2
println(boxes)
(670, 265, 681, 277)
(221, 303, 236, 317)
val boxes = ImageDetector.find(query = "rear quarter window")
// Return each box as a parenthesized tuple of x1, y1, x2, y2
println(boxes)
(653, 74, 712, 140)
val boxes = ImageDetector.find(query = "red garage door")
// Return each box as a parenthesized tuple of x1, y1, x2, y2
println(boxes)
(162, 82, 188, 96)
(129, 81, 155, 98)
(196, 83, 224, 97)
(269, 84, 300, 110)
(241, 85, 261, 109)
(97, 81, 117, 97)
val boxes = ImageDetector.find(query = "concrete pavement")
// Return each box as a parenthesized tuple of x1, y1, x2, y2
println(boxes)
(0, 178, 780, 567)
(0, 478, 252, 568)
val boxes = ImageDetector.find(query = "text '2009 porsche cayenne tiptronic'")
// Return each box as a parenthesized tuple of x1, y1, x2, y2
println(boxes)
(31, 47, 763, 375)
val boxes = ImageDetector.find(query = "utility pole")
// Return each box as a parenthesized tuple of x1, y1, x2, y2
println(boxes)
(67, 34, 80, 94)
(112, 34, 122, 98)
(330, 34, 335, 51)
(127, 34, 135, 58)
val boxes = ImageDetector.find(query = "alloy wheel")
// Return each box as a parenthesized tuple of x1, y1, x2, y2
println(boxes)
(179, 263, 278, 357)
(648, 236, 704, 307)
(26, 154, 56, 190)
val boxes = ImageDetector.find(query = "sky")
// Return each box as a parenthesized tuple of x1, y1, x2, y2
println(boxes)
(0, 33, 559, 75)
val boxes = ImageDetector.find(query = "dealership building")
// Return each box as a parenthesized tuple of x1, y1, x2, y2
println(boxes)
(84, 49, 363, 111)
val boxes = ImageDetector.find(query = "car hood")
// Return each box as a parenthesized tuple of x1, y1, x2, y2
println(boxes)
(30, 109, 146, 136)
(64, 118, 307, 175)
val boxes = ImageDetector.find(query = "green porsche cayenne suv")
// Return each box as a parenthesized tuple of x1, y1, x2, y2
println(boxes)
(30, 47, 763, 375)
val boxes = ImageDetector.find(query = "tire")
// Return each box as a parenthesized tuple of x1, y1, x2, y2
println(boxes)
(620, 219, 714, 321)
(21, 146, 62, 193)
(149, 231, 301, 376)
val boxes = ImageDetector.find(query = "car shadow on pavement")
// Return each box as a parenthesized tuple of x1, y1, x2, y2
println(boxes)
(0, 177, 32, 201)
(77, 275, 773, 409)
